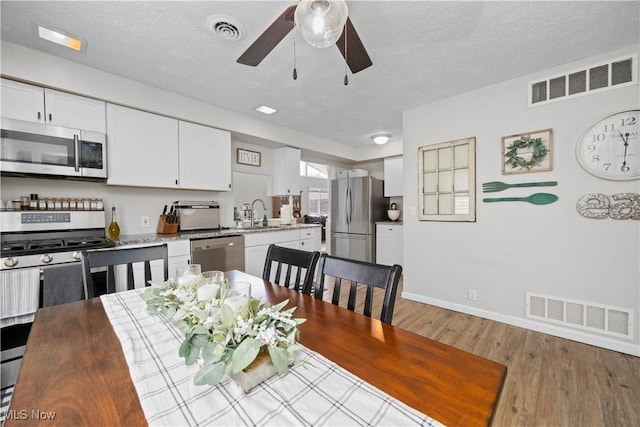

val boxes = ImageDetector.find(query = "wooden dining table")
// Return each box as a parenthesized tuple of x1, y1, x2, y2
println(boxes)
(6, 270, 506, 426)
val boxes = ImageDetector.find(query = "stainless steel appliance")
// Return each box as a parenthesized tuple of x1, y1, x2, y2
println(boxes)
(190, 235, 245, 272)
(0, 117, 107, 180)
(174, 200, 220, 231)
(0, 209, 113, 389)
(331, 176, 387, 262)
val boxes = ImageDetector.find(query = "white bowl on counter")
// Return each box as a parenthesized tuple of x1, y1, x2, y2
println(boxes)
(387, 210, 401, 221)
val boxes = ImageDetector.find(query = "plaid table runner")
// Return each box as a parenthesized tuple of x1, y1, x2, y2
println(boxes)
(101, 290, 443, 426)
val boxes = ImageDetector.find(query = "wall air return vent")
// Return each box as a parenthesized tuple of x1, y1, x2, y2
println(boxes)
(529, 54, 637, 107)
(526, 292, 633, 340)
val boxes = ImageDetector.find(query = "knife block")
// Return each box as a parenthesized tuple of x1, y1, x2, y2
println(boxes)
(156, 215, 178, 234)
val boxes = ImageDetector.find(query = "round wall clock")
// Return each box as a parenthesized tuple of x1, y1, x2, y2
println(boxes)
(576, 109, 639, 180)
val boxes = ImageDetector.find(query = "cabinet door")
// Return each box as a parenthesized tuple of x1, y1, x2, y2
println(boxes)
(1, 79, 45, 123)
(272, 146, 300, 196)
(299, 228, 321, 252)
(178, 121, 231, 191)
(384, 156, 404, 196)
(44, 89, 106, 133)
(106, 104, 179, 188)
(376, 224, 403, 266)
(245, 244, 269, 277)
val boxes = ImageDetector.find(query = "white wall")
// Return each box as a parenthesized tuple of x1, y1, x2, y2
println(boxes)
(402, 45, 640, 355)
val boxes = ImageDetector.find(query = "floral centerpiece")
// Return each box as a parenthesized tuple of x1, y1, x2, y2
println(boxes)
(142, 272, 305, 389)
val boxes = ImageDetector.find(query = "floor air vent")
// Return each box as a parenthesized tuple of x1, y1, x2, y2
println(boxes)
(526, 292, 633, 340)
(529, 54, 637, 107)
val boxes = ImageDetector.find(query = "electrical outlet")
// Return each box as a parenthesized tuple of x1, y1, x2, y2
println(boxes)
(468, 289, 477, 301)
(141, 216, 150, 227)
(410, 206, 417, 216)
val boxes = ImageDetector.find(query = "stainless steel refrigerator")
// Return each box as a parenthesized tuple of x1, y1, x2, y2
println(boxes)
(331, 176, 387, 262)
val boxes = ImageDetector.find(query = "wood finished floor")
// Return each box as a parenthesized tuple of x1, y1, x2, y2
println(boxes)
(320, 277, 640, 426)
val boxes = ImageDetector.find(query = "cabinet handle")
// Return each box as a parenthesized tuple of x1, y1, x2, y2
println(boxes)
(37, 112, 41, 120)
(175, 179, 178, 185)
(48, 113, 52, 122)
(228, 183, 231, 189)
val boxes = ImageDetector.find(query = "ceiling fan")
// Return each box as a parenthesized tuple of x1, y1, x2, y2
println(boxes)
(237, 0, 372, 74)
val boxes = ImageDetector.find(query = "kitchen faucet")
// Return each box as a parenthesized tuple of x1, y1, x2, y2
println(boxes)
(249, 198, 267, 227)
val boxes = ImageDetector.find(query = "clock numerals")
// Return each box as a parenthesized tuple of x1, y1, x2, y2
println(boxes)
(577, 110, 639, 180)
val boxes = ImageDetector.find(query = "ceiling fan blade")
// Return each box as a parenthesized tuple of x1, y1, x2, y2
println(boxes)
(336, 17, 372, 74)
(237, 5, 296, 66)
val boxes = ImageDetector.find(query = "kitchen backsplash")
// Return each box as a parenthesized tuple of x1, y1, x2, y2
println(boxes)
(0, 176, 235, 235)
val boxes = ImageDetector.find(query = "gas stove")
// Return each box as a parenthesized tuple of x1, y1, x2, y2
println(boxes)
(1, 210, 114, 270)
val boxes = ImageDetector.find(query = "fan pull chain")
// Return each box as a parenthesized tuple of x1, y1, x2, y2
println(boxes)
(343, 23, 348, 86)
(293, 30, 298, 80)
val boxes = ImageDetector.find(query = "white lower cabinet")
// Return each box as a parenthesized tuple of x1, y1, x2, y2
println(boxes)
(243, 228, 321, 278)
(376, 224, 403, 266)
(114, 240, 190, 292)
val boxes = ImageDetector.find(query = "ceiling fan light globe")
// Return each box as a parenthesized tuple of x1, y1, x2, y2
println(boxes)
(295, 0, 348, 48)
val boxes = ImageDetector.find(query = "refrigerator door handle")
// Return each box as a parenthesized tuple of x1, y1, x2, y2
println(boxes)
(345, 186, 350, 225)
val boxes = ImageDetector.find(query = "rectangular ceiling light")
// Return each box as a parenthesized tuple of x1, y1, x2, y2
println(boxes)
(36, 25, 85, 52)
(255, 105, 277, 115)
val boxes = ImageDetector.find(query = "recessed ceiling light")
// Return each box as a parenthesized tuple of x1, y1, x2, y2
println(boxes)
(371, 134, 391, 145)
(34, 24, 86, 53)
(256, 105, 277, 115)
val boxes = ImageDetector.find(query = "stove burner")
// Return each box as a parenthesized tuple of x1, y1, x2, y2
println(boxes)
(27, 239, 65, 250)
(66, 237, 111, 248)
(1, 241, 29, 252)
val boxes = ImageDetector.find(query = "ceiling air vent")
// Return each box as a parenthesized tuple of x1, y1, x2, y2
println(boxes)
(207, 14, 246, 42)
(529, 54, 637, 107)
(526, 292, 634, 340)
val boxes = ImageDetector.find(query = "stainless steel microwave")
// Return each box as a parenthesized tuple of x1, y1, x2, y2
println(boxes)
(0, 117, 107, 180)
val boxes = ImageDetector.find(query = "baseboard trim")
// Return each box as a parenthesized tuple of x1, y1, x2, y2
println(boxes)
(401, 291, 640, 357)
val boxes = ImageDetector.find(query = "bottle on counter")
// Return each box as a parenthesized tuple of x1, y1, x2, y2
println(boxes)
(108, 206, 121, 240)
(262, 214, 268, 227)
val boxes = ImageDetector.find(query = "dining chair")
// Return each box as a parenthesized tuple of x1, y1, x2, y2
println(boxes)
(314, 254, 402, 324)
(262, 244, 321, 295)
(81, 244, 169, 297)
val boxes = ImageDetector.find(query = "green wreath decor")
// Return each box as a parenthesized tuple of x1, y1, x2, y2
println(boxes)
(504, 135, 548, 171)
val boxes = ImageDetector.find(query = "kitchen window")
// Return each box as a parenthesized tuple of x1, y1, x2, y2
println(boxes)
(308, 188, 329, 215)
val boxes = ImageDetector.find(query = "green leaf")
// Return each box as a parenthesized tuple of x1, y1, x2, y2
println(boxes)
(193, 362, 226, 386)
(178, 336, 193, 358)
(268, 346, 289, 374)
(184, 342, 201, 366)
(219, 303, 236, 327)
(231, 338, 263, 373)
(191, 334, 209, 348)
(271, 299, 289, 312)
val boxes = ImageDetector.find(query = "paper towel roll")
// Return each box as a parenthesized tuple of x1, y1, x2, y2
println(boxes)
(280, 204, 293, 225)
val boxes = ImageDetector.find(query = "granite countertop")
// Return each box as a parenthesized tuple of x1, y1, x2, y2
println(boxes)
(376, 221, 403, 225)
(114, 223, 321, 246)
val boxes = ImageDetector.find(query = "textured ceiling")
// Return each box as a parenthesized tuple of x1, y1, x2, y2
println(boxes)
(1, 1, 639, 151)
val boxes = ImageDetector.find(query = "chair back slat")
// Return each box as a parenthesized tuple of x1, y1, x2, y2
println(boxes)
(315, 254, 402, 324)
(262, 244, 321, 295)
(82, 244, 169, 296)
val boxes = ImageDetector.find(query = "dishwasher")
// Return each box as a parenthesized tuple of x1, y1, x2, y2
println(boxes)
(190, 235, 245, 272)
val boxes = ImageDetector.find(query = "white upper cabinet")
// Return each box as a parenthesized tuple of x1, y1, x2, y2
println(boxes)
(178, 121, 231, 191)
(1, 79, 44, 123)
(1, 79, 106, 132)
(44, 89, 106, 133)
(106, 104, 179, 188)
(384, 156, 404, 197)
(271, 146, 301, 196)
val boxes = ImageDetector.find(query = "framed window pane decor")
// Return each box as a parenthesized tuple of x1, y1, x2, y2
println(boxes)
(418, 137, 476, 222)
